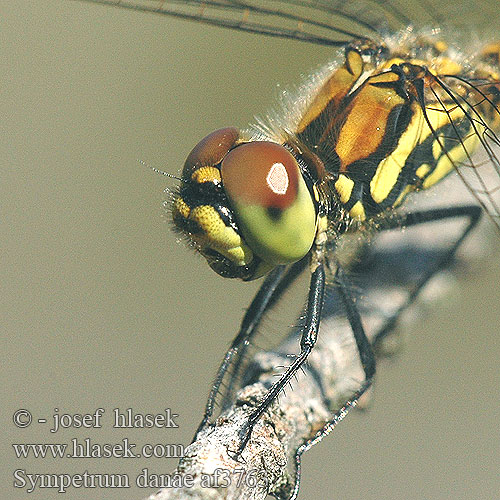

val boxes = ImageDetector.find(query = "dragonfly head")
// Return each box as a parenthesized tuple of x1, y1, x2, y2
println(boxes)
(171, 128, 318, 281)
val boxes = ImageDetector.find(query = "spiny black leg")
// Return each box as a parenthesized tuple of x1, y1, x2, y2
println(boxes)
(235, 263, 326, 454)
(194, 261, 309, 441)
(286, 265, 375, 500)
(336, 266, 376, 381)
(373, 204, 481, 346)
(221, 258, 308, 410)
(193, 265, 287, 440)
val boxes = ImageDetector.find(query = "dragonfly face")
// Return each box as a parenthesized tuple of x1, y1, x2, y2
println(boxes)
(172, 127, 319, 280)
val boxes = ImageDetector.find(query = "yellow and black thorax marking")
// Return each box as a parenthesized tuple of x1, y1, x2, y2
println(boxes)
(295, 37, 500, 221)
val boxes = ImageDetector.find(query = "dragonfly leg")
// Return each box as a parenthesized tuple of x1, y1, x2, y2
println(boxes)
(193, 265, 286, 440)
(284, 265, 376, 500)
(234, 263, 326, 454)
(221, 259, 308, 411)
(373, 204, 481, 346)
(193, 260, 307, 441)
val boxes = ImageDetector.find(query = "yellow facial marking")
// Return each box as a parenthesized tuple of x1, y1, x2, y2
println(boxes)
(173, 197, 190, 219)
(191, 166, 221, 184)
(190, 205, 253, 266)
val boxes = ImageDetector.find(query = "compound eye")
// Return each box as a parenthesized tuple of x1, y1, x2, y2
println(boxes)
(220, 141, 317, 265)
(182, 127, 239, 180)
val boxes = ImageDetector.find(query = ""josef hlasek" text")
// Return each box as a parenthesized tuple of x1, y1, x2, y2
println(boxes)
(50, 408, 179, 433)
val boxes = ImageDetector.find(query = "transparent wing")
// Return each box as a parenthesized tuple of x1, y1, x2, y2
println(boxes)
(71, 0, 488, 47)
(70, 0, 388, 46)
(419, 72, 500, 232)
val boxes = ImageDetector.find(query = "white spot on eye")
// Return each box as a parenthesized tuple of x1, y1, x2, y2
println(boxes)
(266, 162, 289, 195)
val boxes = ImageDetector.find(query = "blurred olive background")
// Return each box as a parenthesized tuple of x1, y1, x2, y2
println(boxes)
(2, 1, 499, 499)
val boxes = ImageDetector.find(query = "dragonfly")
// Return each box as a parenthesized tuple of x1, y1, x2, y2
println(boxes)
(73, 1, 500, 498)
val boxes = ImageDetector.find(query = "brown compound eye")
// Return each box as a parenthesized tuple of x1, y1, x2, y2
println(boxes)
(220, 141, 317, 265)
(182, 127, 240, 181)
(221, 141, 300, 210)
